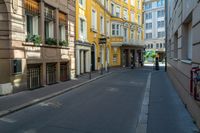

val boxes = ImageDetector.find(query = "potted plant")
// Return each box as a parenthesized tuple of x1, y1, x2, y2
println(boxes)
(59, 40, 68, 46)
(26, 34, 42, 46)
(45, 38, 57, 45)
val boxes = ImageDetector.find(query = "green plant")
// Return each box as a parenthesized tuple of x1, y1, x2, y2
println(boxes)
(26, 34, 32, 42)
(151, 51, 157, 59)
(59, 40, 68, 46)
(144, 50, 157, 62)
(26, 34, 42, 46)
(45, 38, 57, 45)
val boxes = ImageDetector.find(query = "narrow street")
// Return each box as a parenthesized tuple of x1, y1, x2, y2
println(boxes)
(0, 69, 149, 133)
(0, 67, 198, 133)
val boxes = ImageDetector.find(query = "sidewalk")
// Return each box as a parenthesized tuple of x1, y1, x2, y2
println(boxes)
(0, 68, 120, 117)
(147, 70, 199, 133)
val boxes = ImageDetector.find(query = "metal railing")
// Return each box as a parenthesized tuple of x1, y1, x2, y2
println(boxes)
(27, 66, 41, 89)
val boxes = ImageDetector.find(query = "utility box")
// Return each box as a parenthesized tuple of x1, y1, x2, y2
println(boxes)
(0, 83, 13, 95)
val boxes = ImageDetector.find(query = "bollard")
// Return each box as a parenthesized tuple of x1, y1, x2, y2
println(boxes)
(155, 57, 159, 70)
(101, 64, 103, 75)
(89, 64, 92, 79)
(107, 63, 110, 72)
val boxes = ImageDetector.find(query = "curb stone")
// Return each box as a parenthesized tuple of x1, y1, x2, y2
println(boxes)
(136, 72, 152, 133)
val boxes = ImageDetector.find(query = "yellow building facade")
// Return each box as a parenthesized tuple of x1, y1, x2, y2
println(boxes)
(76, 0, 144, 75)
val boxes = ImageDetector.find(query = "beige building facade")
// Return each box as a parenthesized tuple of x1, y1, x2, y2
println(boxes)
(0, 0, 76, 95)
(166, 0, 200, 128)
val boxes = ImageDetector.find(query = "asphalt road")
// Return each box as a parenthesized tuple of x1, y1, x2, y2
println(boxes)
(0, 69, 150, 133)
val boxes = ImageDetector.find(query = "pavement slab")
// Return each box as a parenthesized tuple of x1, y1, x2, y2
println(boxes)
(147, 70, 199, 133)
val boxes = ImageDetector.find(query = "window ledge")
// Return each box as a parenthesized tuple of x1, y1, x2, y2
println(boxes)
(23, 42, 42, 46)
(90, 28, 98, 33)
(100, 33, 106, 36)
(181, 60, 192, 64)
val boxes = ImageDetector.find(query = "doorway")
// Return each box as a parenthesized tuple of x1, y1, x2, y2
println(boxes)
(91, 44, 96, 71)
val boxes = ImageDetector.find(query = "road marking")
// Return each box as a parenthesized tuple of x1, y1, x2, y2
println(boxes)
(106, 87, 119, 92)
(39, 101, 62, 108)
(23, 129, 37, 133)
(0, 117, 16, 123)
(129, 81, 144, 86)
(136, 72, 152, 133)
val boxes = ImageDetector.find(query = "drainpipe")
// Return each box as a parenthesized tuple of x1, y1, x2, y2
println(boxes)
(165, 0, 168, 72)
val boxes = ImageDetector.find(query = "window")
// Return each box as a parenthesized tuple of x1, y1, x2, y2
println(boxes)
(145, 3, 152, 10)
(116, 6, 121, 17)
(25, 15, 38, 35)
(138, 15, 141, 25)
(130, 30, 134, 41)
(148, 44, 150, 49)
(79, 0, 85, 7)
(145, 33, 152, 39)
(91, 9, 97, 30)
(123, 8, 128, 20)
(174, 32, 178, 58)
(160, 43, 162, 48)
(111, 3, 115, 15)
(100, 0, 104, 5)
(59, 25, 66, 41)
(112, 24, 115, 35)
(79, 18, 87, 40)
(151, 44, 153, 48)
(111, 23, 121, 36)
(131, 11, 134, 22)
(12, 59, 22, 74)
(138, 0, 141, 9)
(116, 24, 120, 35)
(100, 15, 104, 34)
(157, 10, 164, 18)
(146, 23, 152, 30)
(187, 22, 192, 60)
(157, 21, 165, 28)
(145, 12, 152, 20)
(45, 21, 54, 39)
(124, 28, 128, 42)
(26, 15, 33, 35)
(131, 0, 134, 6)
(157, 31, 165, 38)
(106, 21, 110, 36)
(156, 43, 159, 49)
(157, 0, 164, 7)
(106, 0, 109, 10)
(138, 30, 141, 40)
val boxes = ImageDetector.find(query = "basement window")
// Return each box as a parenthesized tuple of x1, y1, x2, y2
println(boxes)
(12, 59, 22, 74)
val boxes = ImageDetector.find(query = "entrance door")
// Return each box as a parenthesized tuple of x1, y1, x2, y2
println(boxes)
(131, 49, 135, 65)
(125, 49, 129, 67)
(60, 62, 69, 81)
(79, 50, 81, 74)
(84, 51, 86, 73)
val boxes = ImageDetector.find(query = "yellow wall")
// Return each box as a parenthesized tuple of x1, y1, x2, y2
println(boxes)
(76, 0, 144, 68)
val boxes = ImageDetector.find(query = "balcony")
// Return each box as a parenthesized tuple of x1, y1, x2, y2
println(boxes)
(122, 39, 145, 47)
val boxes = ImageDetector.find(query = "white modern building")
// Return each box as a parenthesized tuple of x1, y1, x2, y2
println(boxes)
(144, 0, 165, 61)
